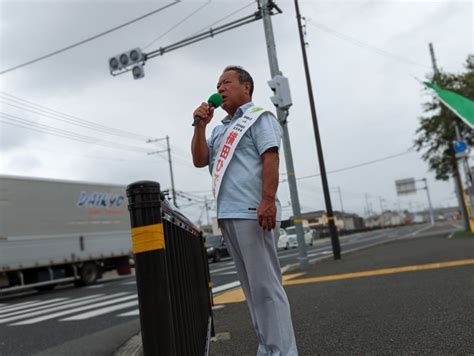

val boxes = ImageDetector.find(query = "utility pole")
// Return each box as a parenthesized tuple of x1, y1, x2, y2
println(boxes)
(365, 193, 371, 217)
(421, 178, 435, 225)
(379, 196, 385, 229)
(147, 135, 177, 207)
(260, 0, 309, 269)
(335, 186, 344, 214)
(429, 43, 470, 230)
(293, 0, 341, 259)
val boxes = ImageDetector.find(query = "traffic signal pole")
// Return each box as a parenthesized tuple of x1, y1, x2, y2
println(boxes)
(294, 0, 341, 259)
(261, 0, 309, 270)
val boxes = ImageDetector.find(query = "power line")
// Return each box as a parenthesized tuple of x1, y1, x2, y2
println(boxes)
(23, 145, 161, 163)
(0, 112, 150, 153)
(189, 1, 256, 37)
(143, 1, 212, 50)
(307, 21, 431, 69)
(281, 149, 416, 183)
(0, 1, 180, 75)
(0, 91, 152, 141)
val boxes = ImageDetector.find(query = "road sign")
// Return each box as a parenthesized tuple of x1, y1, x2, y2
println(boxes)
(395, 178, 417, 195)
(454, 140, 468, 154)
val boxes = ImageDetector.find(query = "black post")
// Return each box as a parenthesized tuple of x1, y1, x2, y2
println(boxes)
(294, 0, 341, 259)
(126, 181, 176, 355)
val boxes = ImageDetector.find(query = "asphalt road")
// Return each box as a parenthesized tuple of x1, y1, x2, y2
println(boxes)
(210, 222, 471, 355)
(0, 223, 439, 355)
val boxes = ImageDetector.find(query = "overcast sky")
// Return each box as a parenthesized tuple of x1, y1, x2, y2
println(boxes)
(0, 0, 472, 224)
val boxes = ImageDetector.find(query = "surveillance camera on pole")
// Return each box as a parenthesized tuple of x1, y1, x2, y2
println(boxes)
(268, 74, 292, 110)
(108, 48, 146, 80)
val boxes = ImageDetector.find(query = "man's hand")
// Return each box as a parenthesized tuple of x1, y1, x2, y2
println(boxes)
(257, 197, 276, 231)
(193, 102, 215, 127)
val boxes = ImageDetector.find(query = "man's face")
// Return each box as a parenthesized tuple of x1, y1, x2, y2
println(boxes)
(217, 70, 251, 115)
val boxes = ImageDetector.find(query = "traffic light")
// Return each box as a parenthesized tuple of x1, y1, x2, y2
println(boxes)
(108, 48, 145, 80)
(267, 75, 292, 110)
(132, 63, 144, 80)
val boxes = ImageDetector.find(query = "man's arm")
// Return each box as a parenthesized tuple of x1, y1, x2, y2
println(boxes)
(191, 125, 209, 167)
(257, 147, 279, 231)
(191, 103, 214, 167)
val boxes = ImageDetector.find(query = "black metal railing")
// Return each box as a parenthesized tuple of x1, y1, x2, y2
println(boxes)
(126, 181, 213, 356)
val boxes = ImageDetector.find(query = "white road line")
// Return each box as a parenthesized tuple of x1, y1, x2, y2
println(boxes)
(307, 251, 331, 257)
(218, 271, 237, 275)
(118, 309, 140, 317)
(212, 281, 240, 294)
(11, 294, 138, 325)
(0, 298, 70, 318)
(121, 281, 137, 286)
(0, 300, 40, 313)
(86, 284, 104, 289)
(411, 224, 433, 236)
(279, 252, 300, 259)
(60, 300, 138, 321)
(0, 293, 125, 324)
(210, 265, 236, 274)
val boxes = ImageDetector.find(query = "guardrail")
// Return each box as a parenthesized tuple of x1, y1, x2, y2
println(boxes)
(126, 181, 214, 355)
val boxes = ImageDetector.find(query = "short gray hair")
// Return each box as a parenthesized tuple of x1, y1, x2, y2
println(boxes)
(223, 65, 254, 98)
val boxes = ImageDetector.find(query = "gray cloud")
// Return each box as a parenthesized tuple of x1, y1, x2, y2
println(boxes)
(0, 0, 471, 222)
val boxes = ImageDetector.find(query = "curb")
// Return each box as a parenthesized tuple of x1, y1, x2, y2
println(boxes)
(114, 332, 143, 356)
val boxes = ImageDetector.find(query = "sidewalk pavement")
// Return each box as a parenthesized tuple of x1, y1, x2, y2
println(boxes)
(209, 226, 473, 355)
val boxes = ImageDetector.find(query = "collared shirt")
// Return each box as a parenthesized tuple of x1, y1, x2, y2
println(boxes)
(207, 102, 282, 220)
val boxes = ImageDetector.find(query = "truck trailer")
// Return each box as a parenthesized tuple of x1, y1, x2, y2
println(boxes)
(0, 175, 133, 294)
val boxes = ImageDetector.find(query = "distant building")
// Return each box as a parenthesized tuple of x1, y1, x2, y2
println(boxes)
(286, 210, 365, 232)
(366, 210, 405, 228)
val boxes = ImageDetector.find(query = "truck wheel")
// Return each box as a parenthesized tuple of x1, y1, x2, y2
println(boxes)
(213, 250, 221, 263)
(75, 262, 99, 287)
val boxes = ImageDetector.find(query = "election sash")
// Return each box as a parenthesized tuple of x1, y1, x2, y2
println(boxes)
(211, 105, 269, 199)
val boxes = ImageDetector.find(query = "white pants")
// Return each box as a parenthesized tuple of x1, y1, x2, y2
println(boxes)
(219, 219, 298, 356)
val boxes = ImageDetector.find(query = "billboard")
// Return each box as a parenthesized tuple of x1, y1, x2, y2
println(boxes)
(395, 178, 417, 195)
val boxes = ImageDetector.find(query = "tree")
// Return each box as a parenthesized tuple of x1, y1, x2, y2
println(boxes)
(414, 54, 474, 181)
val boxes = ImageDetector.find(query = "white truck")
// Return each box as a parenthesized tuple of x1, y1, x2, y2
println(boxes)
(0, 175, 133, 294)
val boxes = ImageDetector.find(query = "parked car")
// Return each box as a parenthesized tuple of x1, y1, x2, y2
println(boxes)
(205, 235, 230, 263)
(277, 228, 290, 250)
(308, 227, 320, 242)
(285, 226, 317, 247)
(284, 227, 300, 248)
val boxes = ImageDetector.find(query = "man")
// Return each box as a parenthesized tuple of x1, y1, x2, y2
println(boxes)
(191, 66, 298, 356)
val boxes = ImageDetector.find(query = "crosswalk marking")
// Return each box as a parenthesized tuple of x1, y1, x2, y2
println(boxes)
(0, 300, 40, 313)
(0, 293, 123, 324)
(0, 298, 69, 318)
(307, 250, 331, 257)
(11, 294, 138, 325)
(212, 281, 240, 294)
(86, 284, 104, 289)
(60, 300, 138, 321)
(210, 265, 236, 273)
(121, 281, 137, 286)
(118, 309, 139, 317)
